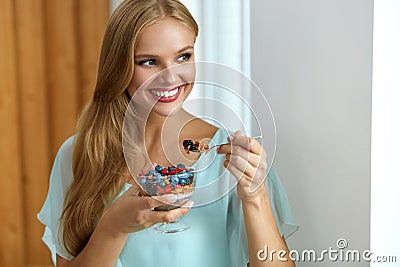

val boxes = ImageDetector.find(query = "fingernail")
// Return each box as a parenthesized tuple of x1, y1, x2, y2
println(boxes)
(167, 194, 177, 203)
(228, 135, 234, 142)
(235, 130, 244, 136)
(186, 201, 194, 208)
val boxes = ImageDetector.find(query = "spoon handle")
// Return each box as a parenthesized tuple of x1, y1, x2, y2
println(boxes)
(207, 135, 263, 151)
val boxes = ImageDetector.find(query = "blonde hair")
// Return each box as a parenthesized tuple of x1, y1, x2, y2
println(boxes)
(60, 0, 198, 256)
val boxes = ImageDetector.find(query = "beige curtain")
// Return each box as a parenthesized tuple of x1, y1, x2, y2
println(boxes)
(0, 0, 109, 266)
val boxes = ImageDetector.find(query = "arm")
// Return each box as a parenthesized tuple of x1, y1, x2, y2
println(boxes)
(218, 131, 295, 267)
(56, 186, 192, 267)
(56, 223, 128, 267)
(242, 187, 294, 267)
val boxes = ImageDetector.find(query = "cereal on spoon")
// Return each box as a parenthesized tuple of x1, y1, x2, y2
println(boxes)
(183, 139, 209, 154)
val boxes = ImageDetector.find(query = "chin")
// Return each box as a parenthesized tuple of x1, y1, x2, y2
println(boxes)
(150, 102, 184, 118)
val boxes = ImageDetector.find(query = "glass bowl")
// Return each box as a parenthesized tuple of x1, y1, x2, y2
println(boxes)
(136, 164, 196, 233)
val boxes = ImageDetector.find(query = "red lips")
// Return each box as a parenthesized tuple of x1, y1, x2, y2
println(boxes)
(149, 85, 183, 103)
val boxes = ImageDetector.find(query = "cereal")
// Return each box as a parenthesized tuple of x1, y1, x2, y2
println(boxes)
(137, 164, 196, 211)
(182, 140, 209, 154)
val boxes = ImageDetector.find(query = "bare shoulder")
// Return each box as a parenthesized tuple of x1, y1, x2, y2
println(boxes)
(183, 118, 219, 140)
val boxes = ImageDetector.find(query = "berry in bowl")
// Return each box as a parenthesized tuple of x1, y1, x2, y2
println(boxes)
(136, 164, 196, 233)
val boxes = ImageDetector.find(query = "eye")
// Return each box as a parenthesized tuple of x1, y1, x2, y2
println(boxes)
(136, 59, 157, 67)
(177, 53, 192, 62)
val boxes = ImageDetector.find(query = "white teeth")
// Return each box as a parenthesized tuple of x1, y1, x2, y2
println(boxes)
(151, 87, 180, 98)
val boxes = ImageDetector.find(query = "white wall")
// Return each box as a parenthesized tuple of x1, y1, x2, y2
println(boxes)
(110, 0, 122, 14)
(251, 1, 373, 266)
(371, 0, 400, 265)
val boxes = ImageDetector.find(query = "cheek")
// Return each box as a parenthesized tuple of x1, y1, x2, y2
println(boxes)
(184, 82, 194, 96)
(126, 79, 137, 97)
(127, 69, 152, 96)
(179, 65, 196, 97)
(181, 63, 196, 84)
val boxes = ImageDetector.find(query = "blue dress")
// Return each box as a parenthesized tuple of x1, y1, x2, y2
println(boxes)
(37, 128, 298, 267)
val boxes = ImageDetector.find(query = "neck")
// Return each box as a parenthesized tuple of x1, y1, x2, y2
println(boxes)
(144, 108, 193, 144)
(143, 109, 193, 166)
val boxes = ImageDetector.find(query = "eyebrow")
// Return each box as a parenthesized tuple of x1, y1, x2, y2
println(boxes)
(135, 45, 194, 59)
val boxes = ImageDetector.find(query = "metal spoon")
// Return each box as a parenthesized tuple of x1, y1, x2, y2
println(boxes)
(186, 135, 262, 154)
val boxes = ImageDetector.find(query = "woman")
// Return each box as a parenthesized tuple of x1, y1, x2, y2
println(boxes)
(38, 0, 298, 266)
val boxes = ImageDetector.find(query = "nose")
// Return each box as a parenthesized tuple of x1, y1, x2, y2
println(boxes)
(158, 65, 179, 86)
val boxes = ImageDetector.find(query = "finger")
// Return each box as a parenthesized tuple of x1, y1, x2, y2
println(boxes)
(225, 153, 257, 179)
(217, 134, 263, 155)
(231, 134, 263, 155)
(216, 132, 242, 155)
(144, 201, 194, 223)
(136, 194, 178, 210)
(217, 143, 232, 154)
(223, 159, 252, 186)
(224, 159, 266, 191)
(229, 145, 264, 169)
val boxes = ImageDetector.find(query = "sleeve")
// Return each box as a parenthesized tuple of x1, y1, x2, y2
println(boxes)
(265, 166, 299, 238)
(37, 136, 76, 264)
(227, 165, 299, 267)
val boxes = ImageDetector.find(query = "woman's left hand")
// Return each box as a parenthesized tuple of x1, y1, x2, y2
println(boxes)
(217, 130, 268, 202)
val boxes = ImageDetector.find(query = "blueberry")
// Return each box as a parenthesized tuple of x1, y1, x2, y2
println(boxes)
(155, 165, 163, 173)
(183, 140, 193, 149)
(171, 175, 179, 185)
(180, 178, 187, 186)
(177, 164, 185, 169)
(168, 166, 176, 171)
(140, 179, 146, 185)
(155, 173, 162, 181)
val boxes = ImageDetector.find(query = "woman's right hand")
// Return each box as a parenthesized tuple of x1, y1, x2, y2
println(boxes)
(98, 184, 193, 236)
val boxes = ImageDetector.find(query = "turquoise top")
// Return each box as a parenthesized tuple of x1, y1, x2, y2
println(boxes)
(37, 128, 298, 267)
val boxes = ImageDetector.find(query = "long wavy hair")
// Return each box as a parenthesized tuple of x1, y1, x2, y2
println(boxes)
(60, 0, 198, 256)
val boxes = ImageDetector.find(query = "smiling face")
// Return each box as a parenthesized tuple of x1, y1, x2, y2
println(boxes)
(127, 17, 196, 117)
